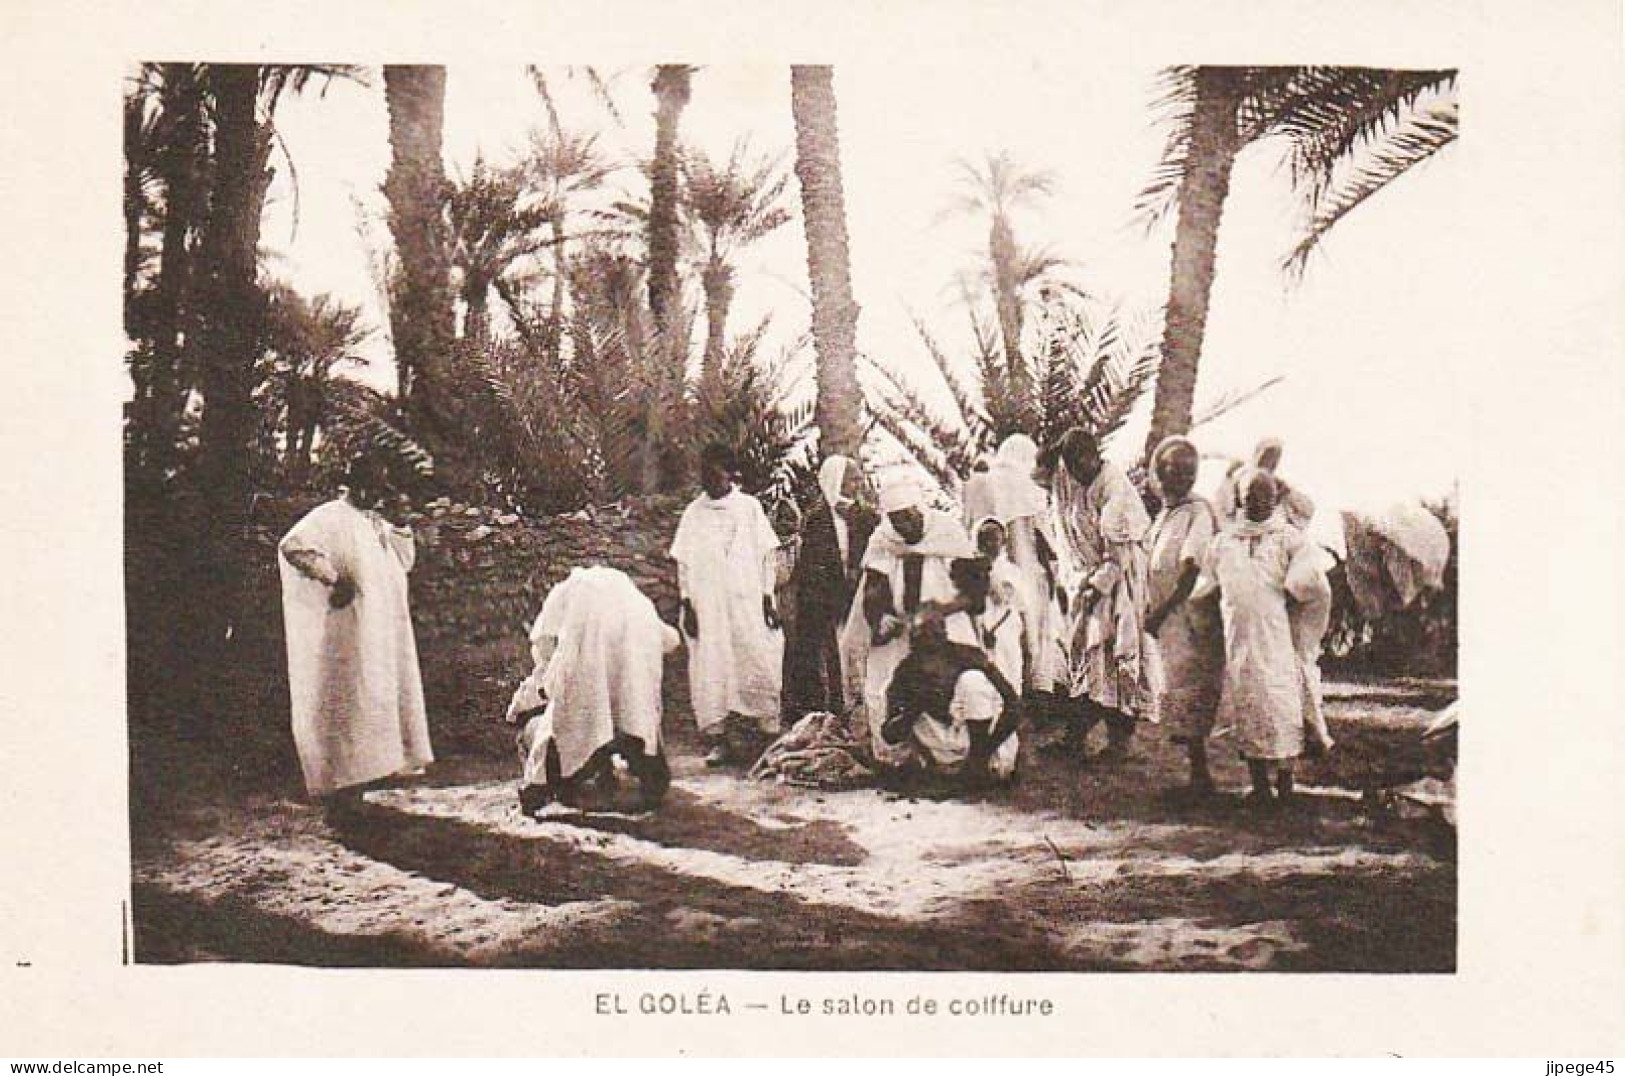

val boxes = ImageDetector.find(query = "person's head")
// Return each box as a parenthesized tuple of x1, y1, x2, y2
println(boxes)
(1241, 468, 1279, 523)
(949, 556, 992, 613)
(1253, 437, 1284, 473)
(879, 473, 926, 544)
(699, 443, 738, 500)
(996, 433, 1042, 483)
(1057, 427, 1103, 486)
(1152, 436, 1200, 502)
(344, 452, 390, 510)
(975, 517, 1007, 560)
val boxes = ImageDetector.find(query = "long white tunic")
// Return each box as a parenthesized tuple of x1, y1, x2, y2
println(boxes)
(278, 498, 432, 796)
(1203, 519, 1330, 760)
(670, 488, 785, 734)
(508, 567, 681, 783)
(839, 509, 973, 763)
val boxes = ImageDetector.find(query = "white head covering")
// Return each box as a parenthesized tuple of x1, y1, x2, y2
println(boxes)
(878, 472, 924, 516)
(994, 433, 1040, 474)
(982, 434, 1049, 522)
(1252, 437, 1285, 471)
(818, 455, 854, 512)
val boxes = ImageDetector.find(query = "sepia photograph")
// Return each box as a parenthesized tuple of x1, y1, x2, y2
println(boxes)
(121, 59, 1465, 973)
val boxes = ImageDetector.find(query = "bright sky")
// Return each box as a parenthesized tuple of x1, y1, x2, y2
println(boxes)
(265, 60, 1465, 544)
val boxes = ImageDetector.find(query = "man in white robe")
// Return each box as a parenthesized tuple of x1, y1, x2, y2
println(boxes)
(1051, 427, 1156, 765)
(506, 566, 681, 813)
(671, 443, 786, 766)
(278, 456, 432, 814)
(1203, 469, 1333, 808)
(975, 434, 1068, 701)
(840, 473, 975, 764)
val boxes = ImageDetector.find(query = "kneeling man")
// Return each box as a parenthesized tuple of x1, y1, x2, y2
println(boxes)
(506, 566, 680, 814)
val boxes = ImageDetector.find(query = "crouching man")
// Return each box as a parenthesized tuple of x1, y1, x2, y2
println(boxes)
(879, 559, 1023, 789)
(505, 566, 681, 814)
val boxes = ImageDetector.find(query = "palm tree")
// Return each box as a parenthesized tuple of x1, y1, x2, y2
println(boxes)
(260, 283, 372, 483)
(521, 128, 617, 348)
(647, 65, 695, 340)
(445, 155, 551, 346)
(123, 64, 214, 486)
(944, 151, 1055, 400)
(790, 65, 864, 461)
(680, 139, 793, 388)
(192, 62, 273, 538)
(1138, 65, 1458, 455)
(867, 291, 1159, 494)
(382, 64, 456, 455)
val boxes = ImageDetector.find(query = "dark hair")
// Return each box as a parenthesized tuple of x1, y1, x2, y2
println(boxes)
(950, 556, 992, 593)
(1155, 439, 1199, 474)
(346, 450, 389, 492)
(1056, 427, 1101, 474)
(700, 442, 739, 474)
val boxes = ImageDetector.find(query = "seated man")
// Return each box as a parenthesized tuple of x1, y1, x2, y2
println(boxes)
(880, 558, 1022, 786)
(506, 566, 681, 814)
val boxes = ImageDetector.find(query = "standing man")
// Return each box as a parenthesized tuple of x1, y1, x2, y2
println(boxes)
(1203, 469, 1333, 807)
(783, 454, 873, 720)
(1049, 427, 1155, 765)
(277, 453, 433, 818)
(671, 443, 786, 766)
(1144, 435, 1225, 799)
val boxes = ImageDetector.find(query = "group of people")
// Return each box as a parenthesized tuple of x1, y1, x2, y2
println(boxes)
(276, 425, 1335, 821)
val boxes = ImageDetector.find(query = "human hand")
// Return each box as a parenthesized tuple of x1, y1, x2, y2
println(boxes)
(763, 596, 781, 631)
(329, 576, 358, 610)
(873, 614, 906, 646)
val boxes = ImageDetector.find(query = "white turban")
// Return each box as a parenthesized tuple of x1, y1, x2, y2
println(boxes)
(878, 473, 924, 515)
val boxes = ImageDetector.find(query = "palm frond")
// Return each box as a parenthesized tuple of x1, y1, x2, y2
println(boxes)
(1281, 97, 1458, 278)
(1190, 375, 1285, 429)
(1132, 65, 1200, 231)
(909, 315, 986, 431)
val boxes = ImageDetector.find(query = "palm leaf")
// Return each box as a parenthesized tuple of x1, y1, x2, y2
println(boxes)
(1282, 97, 1458, 278)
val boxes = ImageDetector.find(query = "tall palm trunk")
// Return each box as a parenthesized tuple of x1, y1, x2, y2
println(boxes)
(548, 217, 568, 364)
(140, 65, 208, 485)
(195, 65, 272, 529)
(790, 65, 864, 460)
(190, 64, 274, 717)
(700, 257, 733, 391)
(644, 64, 692, 493)
(383, 65, 455, 454)
(989, 215, 1029, 404)
(1145, 67, 1244, 458)
(647, 65, 691, 337)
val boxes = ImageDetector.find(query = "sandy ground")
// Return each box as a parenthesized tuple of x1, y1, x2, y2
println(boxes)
(130, 680, 1456, 972)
